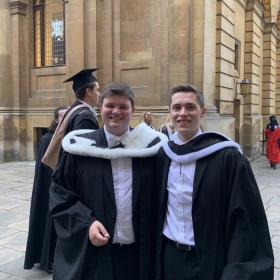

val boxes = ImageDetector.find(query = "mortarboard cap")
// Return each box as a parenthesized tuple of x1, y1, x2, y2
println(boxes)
(63, 68, 99, 92)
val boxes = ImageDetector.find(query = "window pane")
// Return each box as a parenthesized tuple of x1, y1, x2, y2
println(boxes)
(44, 0, 65, 66)
(34, 9, 42, 67)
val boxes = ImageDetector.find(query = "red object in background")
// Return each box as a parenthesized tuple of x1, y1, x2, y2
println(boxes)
(265, 127, 280, 166)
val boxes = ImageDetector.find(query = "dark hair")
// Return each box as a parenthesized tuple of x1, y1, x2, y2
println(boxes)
(170, 85, 205, 108)
(269, 115, 276, 122)
(48, 106, 68, 132)
(267, 115, 279, 132)
(100, 82, 135, 107)
(75, 82, 96, 100)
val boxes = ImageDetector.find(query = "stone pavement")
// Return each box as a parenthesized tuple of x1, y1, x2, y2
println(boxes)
(0, 156, 279, 280)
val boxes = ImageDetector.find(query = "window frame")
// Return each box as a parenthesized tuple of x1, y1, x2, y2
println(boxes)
(33, 0, 66, 68)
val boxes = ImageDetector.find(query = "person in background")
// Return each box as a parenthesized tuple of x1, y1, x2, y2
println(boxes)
(41, 68, 100, 170)
(265, 115, 280, 169)
(62, 68, 100, 133)
(159, 113, 175, 140)
(24, 106, 67, 273)
(155, 84, 274, 280)
(140, 111, 156, 130)
(49, 82, 168, 280)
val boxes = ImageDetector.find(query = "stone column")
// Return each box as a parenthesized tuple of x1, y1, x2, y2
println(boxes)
(262, 23, 277, 116)
(102, 0, 113, 86)
(243, 0, 264, 157)
(276, 12, 280, 116)
(192, 0, 220, 132)
(84, 0, 97, 69)
(0, 0, 13, 163)
(9, 0, 28, 161)
(64, 0, 84, 104)
(215, 0, 236, 138)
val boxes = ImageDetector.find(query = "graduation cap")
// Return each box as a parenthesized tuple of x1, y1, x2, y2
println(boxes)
(63, 68, 99, 92)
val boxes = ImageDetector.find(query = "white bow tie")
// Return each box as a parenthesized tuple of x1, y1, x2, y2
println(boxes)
(107, 135, 124, 148)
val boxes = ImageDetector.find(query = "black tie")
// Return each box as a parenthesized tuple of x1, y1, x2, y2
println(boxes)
(111, 142, 124, 149)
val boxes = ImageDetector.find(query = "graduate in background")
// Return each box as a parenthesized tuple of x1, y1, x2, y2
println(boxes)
(42, 68, 100, 170)
(159, 113, 175, 140)
(62, 68, 100, 133)
(265, 115, 280, 169)
(24, 106, 67, 273)
(139, 111, 156, 130)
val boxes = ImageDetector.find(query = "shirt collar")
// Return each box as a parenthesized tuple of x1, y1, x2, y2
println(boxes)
(104, 127, 130, 148)
(173, 129, 202, 145)
(78, 100, 93, 110)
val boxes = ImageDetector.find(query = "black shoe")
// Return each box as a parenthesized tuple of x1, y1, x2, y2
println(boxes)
(272, 163, 276, 169)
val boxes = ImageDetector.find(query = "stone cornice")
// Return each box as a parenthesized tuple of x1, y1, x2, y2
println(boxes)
(246, 0, 265, 19)
(9, 0, 28, 15)
(263, 22, 279, 40)
(236, 0, 247, 11)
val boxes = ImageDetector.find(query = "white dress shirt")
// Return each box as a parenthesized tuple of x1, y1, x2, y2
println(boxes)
(163, 130, 202, 245)
(104, 127, 135, 244)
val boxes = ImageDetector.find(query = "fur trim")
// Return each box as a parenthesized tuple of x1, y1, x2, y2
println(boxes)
(163, 131, 242, 163)
(62, 123, 168, 159)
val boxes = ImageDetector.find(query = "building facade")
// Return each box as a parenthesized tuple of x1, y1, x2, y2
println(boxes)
(0, 0, 279, 162)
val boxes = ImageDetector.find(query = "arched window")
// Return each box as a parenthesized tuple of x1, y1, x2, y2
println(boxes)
(33, 0, 65, 67)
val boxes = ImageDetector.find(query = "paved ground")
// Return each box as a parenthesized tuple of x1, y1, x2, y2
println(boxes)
(0, 156, 279, 279)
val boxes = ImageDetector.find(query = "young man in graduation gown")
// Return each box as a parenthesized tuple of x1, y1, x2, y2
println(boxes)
(41, 68, 101, 170)
(155, 85, 274, 280)
(24, 107, 67, 273)
(49, 82, 168, 280)
(62, 68, 100, 133)
(58, 68, 100, 160)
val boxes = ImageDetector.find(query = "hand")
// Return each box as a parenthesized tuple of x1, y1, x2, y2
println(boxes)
(89, 221, 110, 246)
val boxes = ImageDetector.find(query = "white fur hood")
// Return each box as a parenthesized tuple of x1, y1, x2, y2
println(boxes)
(62, 123, 168, 159)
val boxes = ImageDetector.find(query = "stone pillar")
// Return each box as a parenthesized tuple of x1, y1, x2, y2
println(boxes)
(9, 0, 29, 162)
(0, 0, 13, 108)
(84, 0, 98, 69)
(102, 0, 113, 86)
(276, 12, 280, 116)
(0, 0, 13, 164)
(262, 23, 278, 116)
(215, 0, 236, 138)
(234, 99, 244, 150)
(192, 0, 220, 132)
(64, 0, 84, 104)
(243, 0, 264, 157)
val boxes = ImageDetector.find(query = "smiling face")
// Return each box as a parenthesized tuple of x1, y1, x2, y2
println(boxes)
(170, 91, 206, 142)
(144, 112, 152, 124)
(99, 94, 135, 136)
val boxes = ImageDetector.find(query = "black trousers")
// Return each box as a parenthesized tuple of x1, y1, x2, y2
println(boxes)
(111, 243, 138, 280)
(162, 240, 200, 280)
(93, 243, 138, 280)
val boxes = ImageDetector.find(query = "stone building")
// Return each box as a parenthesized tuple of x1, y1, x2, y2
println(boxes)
(0, 0, 279, 162)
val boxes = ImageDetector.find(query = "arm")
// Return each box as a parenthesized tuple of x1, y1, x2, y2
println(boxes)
(221, 151, 274, 279)
(49, 153, 108, 278)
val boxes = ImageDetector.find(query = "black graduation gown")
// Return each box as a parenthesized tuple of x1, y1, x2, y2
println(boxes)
(49, 128, 158, 280)
(24, 132, 56, 272)
(64, 100, 99, 134)
(155, 136, 274, 280)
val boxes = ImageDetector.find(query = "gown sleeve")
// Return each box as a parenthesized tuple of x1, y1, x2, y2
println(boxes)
(49, 152, 96, 279)
(221, 151, 274, 279)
